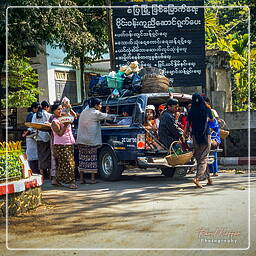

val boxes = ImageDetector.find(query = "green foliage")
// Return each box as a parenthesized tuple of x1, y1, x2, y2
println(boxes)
(59, 5, 109, 67)
(0, 0, 109, 99)
(1, 54, 40, 108)
(232, 53, 256, 111)
(205, 0, 255, 111)
(0, 152, 23, 180)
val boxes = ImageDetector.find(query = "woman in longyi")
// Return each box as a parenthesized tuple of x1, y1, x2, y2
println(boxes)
(50, 102, 77, 189)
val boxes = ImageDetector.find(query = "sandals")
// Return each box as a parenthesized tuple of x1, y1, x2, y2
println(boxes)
(192, 178, 204, 189)
(69, 183, 78, 189)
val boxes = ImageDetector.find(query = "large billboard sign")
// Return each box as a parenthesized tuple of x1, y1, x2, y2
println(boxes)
(112, 1, 205, 87)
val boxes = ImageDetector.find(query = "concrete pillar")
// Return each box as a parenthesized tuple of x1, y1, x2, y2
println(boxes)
(211, 91, 226, 119)
(215, 69, 232, 112)
(205, 50, 232, 112)
(31, 46, 49, 104)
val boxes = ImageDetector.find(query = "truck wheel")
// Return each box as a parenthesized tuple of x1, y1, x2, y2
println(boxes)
(98, 147, 123, 181)
(173, 167, 189, 178)
(161, 167, 175, 177)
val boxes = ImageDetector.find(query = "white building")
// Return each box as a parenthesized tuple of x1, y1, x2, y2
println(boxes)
(31, 44, 110, 104)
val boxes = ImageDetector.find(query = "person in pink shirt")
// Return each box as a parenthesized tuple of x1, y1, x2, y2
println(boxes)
(51, 102, 77, 189)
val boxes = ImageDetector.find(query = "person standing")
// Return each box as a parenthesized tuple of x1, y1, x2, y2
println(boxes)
(184, 93, 214, 188)
(76, 97, 113, 184)
(156, 104, 165, 128)
(208, 118, 221, 176)
(203, 96, 221, 176)
(178, 106, 188, 131)
(203, 96, 220, 121)
(22, 102, 40, 173)
(31, 101, 52, 177)
(49, 100, 77, 185)
(51, 102, 77, 189)
(158, 99, 183, 149)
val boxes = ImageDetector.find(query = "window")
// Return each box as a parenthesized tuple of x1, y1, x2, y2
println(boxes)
(101, 104, 135, 126)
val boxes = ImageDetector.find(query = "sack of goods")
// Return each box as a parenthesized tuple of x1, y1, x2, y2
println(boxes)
(165, 141, 193, 167)
(141, 74, 170, 93)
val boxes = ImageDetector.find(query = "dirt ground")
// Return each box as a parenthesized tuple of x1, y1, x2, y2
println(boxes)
(0, 168, 255, 256)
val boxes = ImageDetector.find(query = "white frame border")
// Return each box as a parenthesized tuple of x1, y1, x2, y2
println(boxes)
(5, 4, 251, 251)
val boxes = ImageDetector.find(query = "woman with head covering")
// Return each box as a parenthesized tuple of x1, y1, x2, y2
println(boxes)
(51, 102, 77, 189)
(31, 100, 52, 177)
(22, 102, 40, 173)
(144, 105, 162, 150)
(184, 93, 214, 188)
(144, 105, 157, 132)
(76, 97, 113, 184)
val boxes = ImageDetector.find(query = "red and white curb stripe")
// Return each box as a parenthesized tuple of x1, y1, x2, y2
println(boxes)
(219, 157, 256, 166)
(0, 174, 43, 196)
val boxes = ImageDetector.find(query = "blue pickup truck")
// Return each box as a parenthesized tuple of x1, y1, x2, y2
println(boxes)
(73, 92, 196, 181)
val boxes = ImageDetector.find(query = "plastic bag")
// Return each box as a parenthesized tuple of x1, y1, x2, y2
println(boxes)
(131, 74, 142, 93)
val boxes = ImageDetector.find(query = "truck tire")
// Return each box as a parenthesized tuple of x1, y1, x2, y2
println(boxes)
(161, 167, 175, 177)
(98, 147, 123, 181)
(173, 167, 188, 178)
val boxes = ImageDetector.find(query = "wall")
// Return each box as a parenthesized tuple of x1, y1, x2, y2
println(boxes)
(0, 187, 42, 217)
(45, 44, 76, 104)
(222, 111, 256, 157)
(31, 45, 49, 103)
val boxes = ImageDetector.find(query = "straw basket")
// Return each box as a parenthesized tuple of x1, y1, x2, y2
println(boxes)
(141, 74, 169, 93)
(24, 122, 51, 131)
(218, 119, 229, 139)
(165, 141, 193, 166)
(220, 129, 229, 139)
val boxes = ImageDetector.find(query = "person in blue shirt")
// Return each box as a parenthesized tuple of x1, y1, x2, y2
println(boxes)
(208, 118, 221, 176)
(117, 107, 132, 125)
(25, 102, 40, 122)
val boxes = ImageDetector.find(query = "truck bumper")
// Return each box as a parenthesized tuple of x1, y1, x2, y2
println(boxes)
(137, 157, 197, 169)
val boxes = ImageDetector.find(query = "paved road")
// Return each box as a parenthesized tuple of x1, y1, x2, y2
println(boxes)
(1, 169, 256, 256)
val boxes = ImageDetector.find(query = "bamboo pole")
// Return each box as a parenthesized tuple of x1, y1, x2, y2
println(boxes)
(106, 0, 115, 71)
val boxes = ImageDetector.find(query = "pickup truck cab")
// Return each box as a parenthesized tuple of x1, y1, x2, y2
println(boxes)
(73, 93, 196, 181)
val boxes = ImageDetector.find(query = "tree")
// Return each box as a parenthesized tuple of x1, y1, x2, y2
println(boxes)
(0, 0, 85, 106)
(205, 0, 255, 111)
(1, 54, 40, 108)
(205, 0, 255, 41)
(59, 0, 109, 99)
(0, 0, 109, 103)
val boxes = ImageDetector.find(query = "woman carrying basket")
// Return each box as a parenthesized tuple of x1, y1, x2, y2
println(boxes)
(51, 102, 77, 189)
(184, 93, 214, 188)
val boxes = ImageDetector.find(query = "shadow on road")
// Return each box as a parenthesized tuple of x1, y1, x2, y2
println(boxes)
(4, 171, 254, 239)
